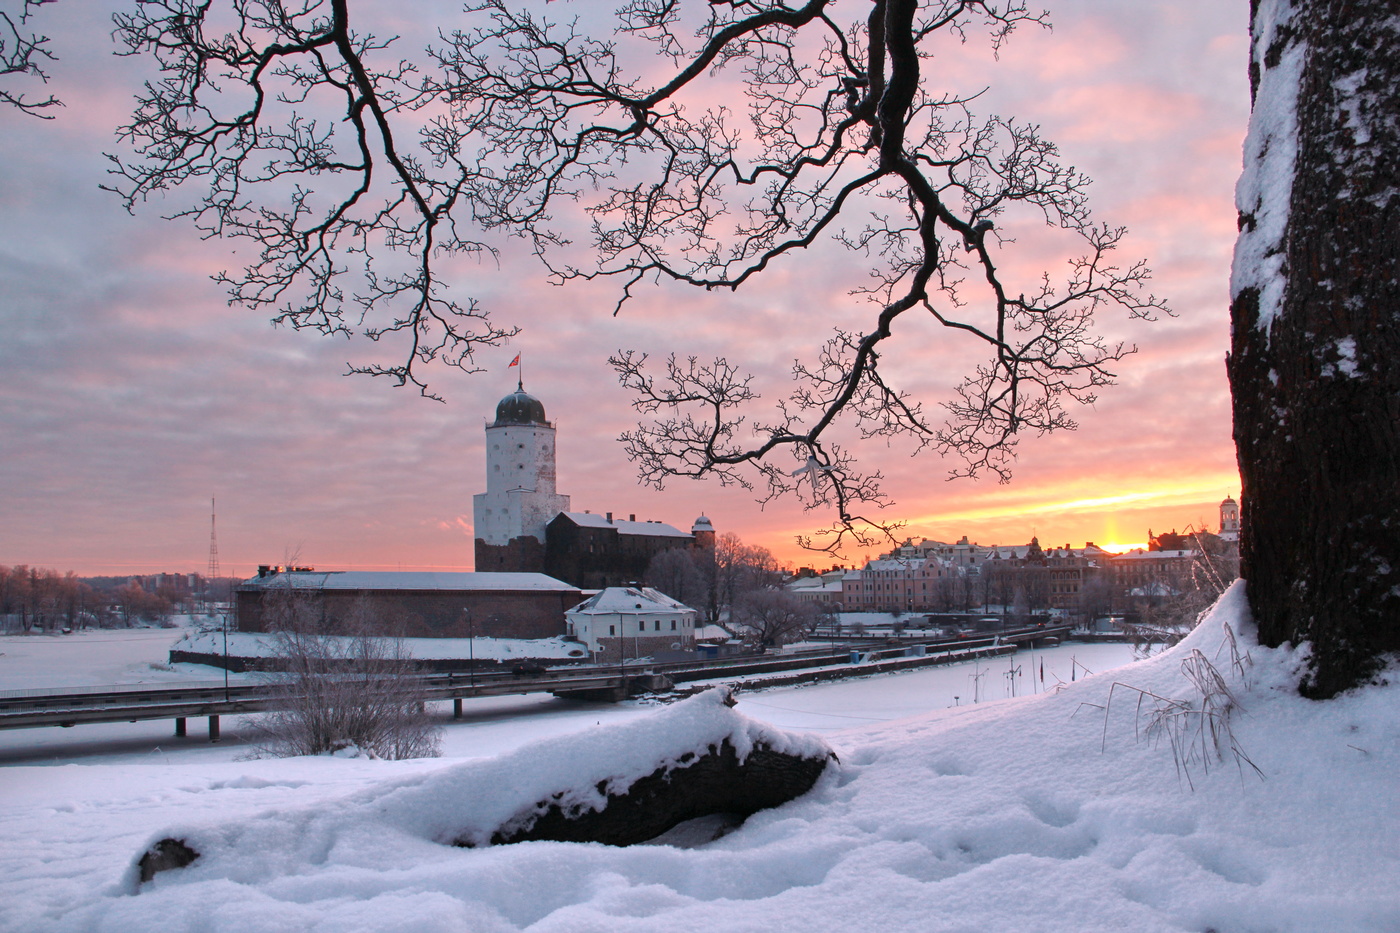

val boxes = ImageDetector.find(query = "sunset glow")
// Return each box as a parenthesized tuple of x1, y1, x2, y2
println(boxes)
(0, 1, 1248, 578)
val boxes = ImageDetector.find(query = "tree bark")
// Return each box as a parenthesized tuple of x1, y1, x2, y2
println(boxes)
(1228, 0, 1400, 698)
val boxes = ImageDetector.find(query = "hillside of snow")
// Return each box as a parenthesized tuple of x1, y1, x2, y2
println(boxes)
(1, 583, 1396, 932)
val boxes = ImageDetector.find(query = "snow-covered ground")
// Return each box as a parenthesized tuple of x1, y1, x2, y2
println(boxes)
(1, 585, 1396, 932)
(0, 626, 244, 691)
(172, 630, 591, 664)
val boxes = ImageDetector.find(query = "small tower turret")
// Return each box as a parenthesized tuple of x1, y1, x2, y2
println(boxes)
(691, 515, 716, 549)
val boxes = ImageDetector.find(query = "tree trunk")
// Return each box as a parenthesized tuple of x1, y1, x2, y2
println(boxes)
(1228, 0, 1400, 698)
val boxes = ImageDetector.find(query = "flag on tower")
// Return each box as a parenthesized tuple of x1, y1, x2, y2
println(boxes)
(509, 353, 520, 367)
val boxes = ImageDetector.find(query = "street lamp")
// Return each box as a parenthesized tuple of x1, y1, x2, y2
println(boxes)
(216, 616, 228, 704)
(465, 608, 475, 692)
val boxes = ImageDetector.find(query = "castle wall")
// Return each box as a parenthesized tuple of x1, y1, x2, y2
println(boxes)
(235, 585, 581, 639)
(474, 535, 547, 575)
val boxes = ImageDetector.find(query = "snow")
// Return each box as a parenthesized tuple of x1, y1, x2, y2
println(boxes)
(239, 571, 580, 592)
(0, 627, 247, 691)
(558, 512, 692, 538)
(1231, 0, 1306, 337)
(116, 688, 831, 881)
(567, 587, 693, 614)
(2, 584, 1398, 932)
(1332, 336, 1359, 378)
(171, 630, 590, 663)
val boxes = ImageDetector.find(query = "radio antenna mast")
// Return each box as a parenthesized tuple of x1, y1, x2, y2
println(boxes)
(206, 497, 220, 614)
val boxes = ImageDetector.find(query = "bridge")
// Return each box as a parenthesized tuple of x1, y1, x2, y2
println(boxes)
(0, 625, 1071, 739)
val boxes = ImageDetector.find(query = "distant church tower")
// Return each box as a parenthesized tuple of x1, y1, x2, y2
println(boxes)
(1219, 496, 1240, 542)
(473, 383, 570, 572)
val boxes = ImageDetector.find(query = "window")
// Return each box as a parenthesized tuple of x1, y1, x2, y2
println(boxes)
(608, 625, 615, 635)
(671, 620, 677, 630)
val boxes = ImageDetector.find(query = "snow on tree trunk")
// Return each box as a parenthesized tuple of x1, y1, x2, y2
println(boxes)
(1228, 0, 1400, 698)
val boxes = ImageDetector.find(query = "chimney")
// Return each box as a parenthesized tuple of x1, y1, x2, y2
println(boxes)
(606, 512, 613, 523)
(629, 514, 636, 522)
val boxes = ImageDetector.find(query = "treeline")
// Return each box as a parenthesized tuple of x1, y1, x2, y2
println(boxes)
(0, 566, 241, 633)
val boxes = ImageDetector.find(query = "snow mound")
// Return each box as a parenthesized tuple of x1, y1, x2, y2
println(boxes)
(6, 583, 1398, 933)
(125, 688, 834, 889)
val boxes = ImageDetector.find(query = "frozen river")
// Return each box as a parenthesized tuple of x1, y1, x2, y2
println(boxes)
(0, 628, 1139, 765)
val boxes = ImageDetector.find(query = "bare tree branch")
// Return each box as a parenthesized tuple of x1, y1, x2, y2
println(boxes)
(1, 0, 61, 116)
(106, 0, 519, 400)
(109, 0, 1169, 550)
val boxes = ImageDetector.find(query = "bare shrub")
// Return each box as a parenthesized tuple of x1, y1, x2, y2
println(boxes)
(730, 589, 820, 649)
(1089, 622, 1261, 789)
(251, 595, 441, 760)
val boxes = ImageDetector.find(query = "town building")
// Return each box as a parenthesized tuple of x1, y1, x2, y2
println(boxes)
(841, 556, 961, 612)
(564, 586, 698, 661)
(1110, 498, 1243, 597)
(840, 536, 1115, 619)
(784, 569, 847, 606)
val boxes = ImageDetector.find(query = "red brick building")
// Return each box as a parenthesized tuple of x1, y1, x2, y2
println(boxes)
(236, 569, 582, 639)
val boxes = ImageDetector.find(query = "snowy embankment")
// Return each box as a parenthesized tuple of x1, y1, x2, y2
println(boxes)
(172, 630, 589, 664)
(2, 583, 1397, 932)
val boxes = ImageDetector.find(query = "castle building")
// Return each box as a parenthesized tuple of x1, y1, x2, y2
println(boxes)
(472, 382, 713, 588)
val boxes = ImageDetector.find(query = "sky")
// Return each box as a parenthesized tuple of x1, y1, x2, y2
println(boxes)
(0, 0, 1251, 577)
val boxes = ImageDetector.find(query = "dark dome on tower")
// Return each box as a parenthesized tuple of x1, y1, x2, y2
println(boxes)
(494, 387, 548, 426)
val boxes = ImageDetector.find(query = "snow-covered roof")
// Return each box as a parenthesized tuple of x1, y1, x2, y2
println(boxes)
(240, 571, 579, 592)
(1110, 549, 1195, 562)
(858, 558, 919, 572)
(693, 623, 733, 641)
(567, 586, 696, 615)
(785, 575, 844, 592)
(557, 512, 692, 538)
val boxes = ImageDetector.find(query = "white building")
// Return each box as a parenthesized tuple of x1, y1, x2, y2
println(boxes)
(565, 586, 697, 661)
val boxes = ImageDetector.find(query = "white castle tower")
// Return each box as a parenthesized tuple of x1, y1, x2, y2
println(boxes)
(473, 382, 570, 570)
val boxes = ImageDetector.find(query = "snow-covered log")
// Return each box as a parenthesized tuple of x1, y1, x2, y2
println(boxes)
(478, 734, 831, 847)
(131, 688, 834, 888)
